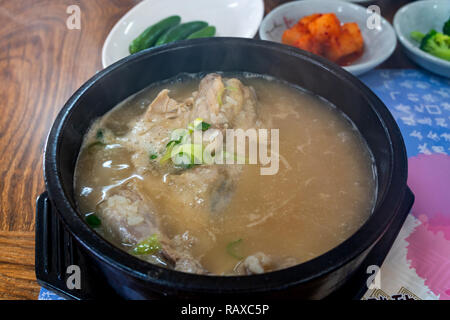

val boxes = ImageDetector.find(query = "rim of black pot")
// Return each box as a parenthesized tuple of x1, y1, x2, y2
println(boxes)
(44, 37, 408, 294)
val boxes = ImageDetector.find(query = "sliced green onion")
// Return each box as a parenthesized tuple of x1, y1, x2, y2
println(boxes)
(193, 117, 203, 128)
(188, 118, 211, 132)
(200, 121, 211, 131)
(150, 154, 158, 160)
(160, 121, 211, 167)
(166, 140, 178, 148)
(160, 142, 177, 164)
(172, 143, 204, 165)
(217, 87, 225, 106)
(217, 86, 238, 106)
(133, 234, 161, 255)
(96, 129, 104, 141)
(85, 213, 101, 228)
(410, 31, 425, 42)
(226, 238, 243, 260)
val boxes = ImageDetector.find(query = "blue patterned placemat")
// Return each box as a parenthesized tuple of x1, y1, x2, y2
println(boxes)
(38, 69, 450, 300)
(360, 69, 450, 158)
(38, 288, 65, 300)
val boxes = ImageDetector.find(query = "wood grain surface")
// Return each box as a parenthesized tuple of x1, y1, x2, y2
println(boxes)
(0, 0, 414, 300)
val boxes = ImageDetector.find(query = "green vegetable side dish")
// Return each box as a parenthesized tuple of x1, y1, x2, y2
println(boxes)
(133, 234, 161, 255)
(410, 17, 450, 61)
(155, 21, 208, 46)
(226, 239, 243, 260)
(85, 213, 101, 228)
(410, 31, 425, 43)
(129, 15, 181, 54)
(187, 26, 216, 39)
(421, 30, 450, 61)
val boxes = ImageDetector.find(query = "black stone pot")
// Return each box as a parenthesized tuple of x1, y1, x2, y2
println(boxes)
(42, 38, 412, 299)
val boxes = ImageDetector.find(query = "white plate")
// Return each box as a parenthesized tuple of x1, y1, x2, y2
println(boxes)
(259, 0, 397, 76)
(102, 0, 264, 68)
(394, 0, 450, 78)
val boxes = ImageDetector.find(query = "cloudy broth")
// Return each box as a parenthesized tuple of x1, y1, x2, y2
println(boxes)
(74, 74, 376, 275)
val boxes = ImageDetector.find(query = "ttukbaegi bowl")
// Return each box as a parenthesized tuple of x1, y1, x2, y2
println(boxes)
(43, 38, 412, 299)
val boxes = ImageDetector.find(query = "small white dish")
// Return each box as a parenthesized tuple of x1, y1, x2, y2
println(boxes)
(102, 0, 264, 68)
(394, 0, 450, 78)
(259, 0, 397, 76)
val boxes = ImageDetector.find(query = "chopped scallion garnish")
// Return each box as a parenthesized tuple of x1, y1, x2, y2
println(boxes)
(96, 129, 104, 141)
(85, 213, 101, 228)
(133, 234, 161, 255)
(201, 121, 211, 131)
(226, 238, 243, 260)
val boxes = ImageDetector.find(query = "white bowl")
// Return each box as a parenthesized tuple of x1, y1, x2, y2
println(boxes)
(394, 0, 450, 78)
(259, 0, 397, 76)
(102, 0, 264, 68)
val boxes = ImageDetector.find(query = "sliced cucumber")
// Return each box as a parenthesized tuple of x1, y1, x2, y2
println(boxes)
(129, 15, 181, 54)
(187, 26, 216, 39)
(155, 21, 208, 46)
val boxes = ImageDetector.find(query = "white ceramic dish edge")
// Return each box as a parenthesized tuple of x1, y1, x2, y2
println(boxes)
(259, 0, 397, 76)
(102, 0, 264, 68)
(393, 0, 450, 78)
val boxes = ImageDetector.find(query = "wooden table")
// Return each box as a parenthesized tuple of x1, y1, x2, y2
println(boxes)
(0, 0, 415, 299)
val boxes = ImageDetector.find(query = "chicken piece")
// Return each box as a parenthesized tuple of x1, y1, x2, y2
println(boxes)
(122, 74, 257, 163)
(160, 232, 206, 274)
(141, 165, 241, 237)
(190, 73, 225, 123)
(190, 74, 257, 128)
(235, 252, 273, 275)
(146, 89, 179, 116)
(117, 91, 192, 175)
(223, 78, 258, 129)
(97, 185, 160, 245)
(105, 74, 258, 251)
(98, 184, 206, 273)
(144, 89, 193, 121)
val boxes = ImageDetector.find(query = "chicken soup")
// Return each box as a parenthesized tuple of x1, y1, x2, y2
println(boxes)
(74, 73, 376, 275)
